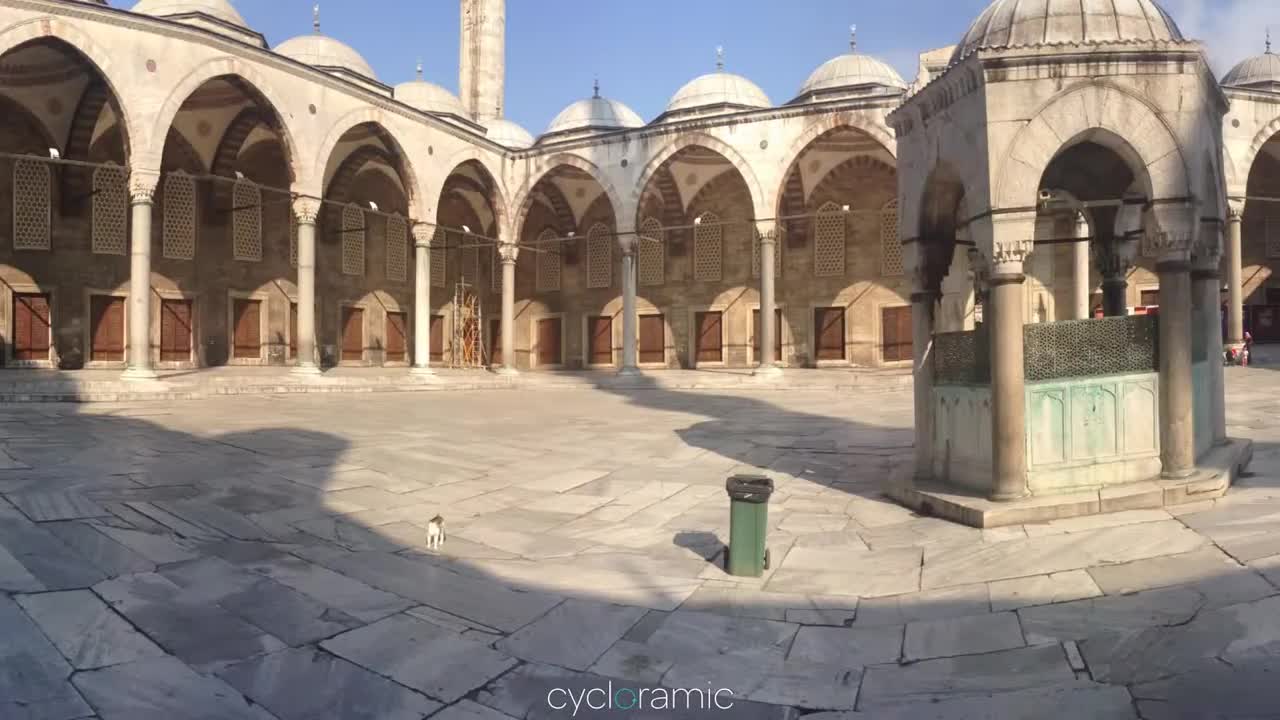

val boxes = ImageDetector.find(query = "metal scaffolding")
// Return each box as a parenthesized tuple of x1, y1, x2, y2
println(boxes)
(449, 280, 487, 368)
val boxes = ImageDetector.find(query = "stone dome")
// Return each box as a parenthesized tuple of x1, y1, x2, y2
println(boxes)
(952, 0, 1184, 64)
(798, 52, 907, 98)
(395, 78, 466, 117)
(544, 92, 644, 137)
(132, 0, 248, 27)
(484, 118, 534, 149)
(131, 0, 263, 45)
(664, 71, 771, 118)
(1222, 51, 1280, 90)
(276, 34, 378, 81)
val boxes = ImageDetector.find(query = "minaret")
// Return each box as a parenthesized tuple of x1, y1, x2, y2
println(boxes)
(459, 0, 505, 122)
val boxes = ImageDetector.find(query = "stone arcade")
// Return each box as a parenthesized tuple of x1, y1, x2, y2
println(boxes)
(0, 0, 1272, 518)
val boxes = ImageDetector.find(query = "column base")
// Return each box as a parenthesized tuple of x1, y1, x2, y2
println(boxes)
(617, 366, 642, 377)
(752, 365, 783, 379)
(1161, 467, 1196, 481)
(494, 366, 519, 376)
(988, 489, 1028, 503)
(291, 363, 323, 377)
(121, 367, 158, 381)
(409, 365, 437, 377)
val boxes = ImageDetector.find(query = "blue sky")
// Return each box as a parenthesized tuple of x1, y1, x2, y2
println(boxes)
(137, 1, 1274, 133)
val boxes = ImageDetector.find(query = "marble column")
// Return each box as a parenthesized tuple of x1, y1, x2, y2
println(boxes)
(1073, 211, 1091, 319)
(411, 224, 435, 376)
(984, 214, 1035, 501)
(910, 283, 939, 481)
(1150, 208, 1196, 478)
(497, 241, 519, 375)
(292, 198, 321, 375)
(618, 235, 639, 375)
(756, 221, 781, 376)
(123, 171, 158, 380)
(1193, 235, 1227, 445)
(1225, 200, 1245, 348)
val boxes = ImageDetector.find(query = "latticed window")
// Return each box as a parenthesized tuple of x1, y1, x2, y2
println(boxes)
(92, 164, 127, 255)
(881, 199, 903, 276)
(536, 228, 561, 292)
(289, 213, 298, 268)
(385, 214, 407, 282)
(587, 223, 612, 289)
(752, 227, 782, 279)
(341, 204, 365, 276)
(13, 159, 51, 250)
(232, 180, 262, 262)
(491, 245, 502, 293)
(1267, 218, 1280, 259)
(638, 217, 664, 286)
(431, 228, 446, 287)
(462, 246, 479, 287)
(693, 212, 722, 282)
(814, 202, 846, 277)
(162, 172, 196, 260)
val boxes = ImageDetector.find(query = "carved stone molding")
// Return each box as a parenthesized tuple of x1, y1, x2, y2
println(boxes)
(127, 169, 159, 203)
(292, 197, 322, 224)
(755, 221, 779, 245)
(1093, 239, 1138, 279)
(498, 241, 520, 264)
(411, 223, 434, 246)
(617, 235, 638, 256)
(1227, 198, 1245, 221)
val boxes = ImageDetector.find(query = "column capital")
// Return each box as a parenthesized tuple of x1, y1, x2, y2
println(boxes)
(128, 169, 160, 203)
(498, 241, 519, 264)
(755, 220, 779, 244)
(617, 234, 638, 256)
(1093, 238, 1137, 279)
(1148, 202, 1198, 264)
(292, 197, 322, 224)
(411, 223, 434, 247)
(972, 210, 1037, 276)
(1227, 198, 1246, 220)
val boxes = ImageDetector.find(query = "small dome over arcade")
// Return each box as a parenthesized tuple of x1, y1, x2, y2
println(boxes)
(131, 0, 264, 47)
(794, 26, 907, 103)
(542, 80, 644, 141)
(395, 61, 467, 117)
(659, 47, 771, 122)
(1222, 34, 1280, 91)
(276, 5, 381, 90)
(484, 118, 535, 149)
(952, 0, 1184, 64)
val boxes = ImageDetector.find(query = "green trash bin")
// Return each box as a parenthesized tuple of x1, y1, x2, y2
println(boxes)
(725, 474, 774, 577)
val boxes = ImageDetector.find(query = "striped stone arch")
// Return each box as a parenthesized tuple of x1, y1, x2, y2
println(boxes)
(510, 154, 627, 243)
(436, 148, 510, 238)
(313, 107, 423, 217)
(632, 134, 765, 224)
(994, 81, 1190, 210)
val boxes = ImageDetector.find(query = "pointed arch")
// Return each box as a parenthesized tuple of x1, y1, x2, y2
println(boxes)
(632, 134, 765, 221)
(512, 153, 626, 242)
(314, 108, 422, 215)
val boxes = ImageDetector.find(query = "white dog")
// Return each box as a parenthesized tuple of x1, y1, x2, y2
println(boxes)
(426, 515, 446, 550)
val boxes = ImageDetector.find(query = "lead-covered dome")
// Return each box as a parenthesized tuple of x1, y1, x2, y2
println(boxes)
(132, 0, 263, 46)
(795, 31, 907, 102)
(665, 72, 771, 116)
(543, 86, 644, 140)
(276, 35, 377, 81)
(1223, 50, 1280, 91)
(395, 66, 466, 117)
(484, 119, 534, 149)
(952, 0, 1184, 64)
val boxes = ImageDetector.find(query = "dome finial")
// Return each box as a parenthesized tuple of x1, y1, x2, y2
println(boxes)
(850, 24, 857, 52)
(313, 3, 320, 33)
(416, 58, 424, 79)
(1268, 27, 1273, 54)
(593, 76, 600, 98)
(716, 45, 724, 72)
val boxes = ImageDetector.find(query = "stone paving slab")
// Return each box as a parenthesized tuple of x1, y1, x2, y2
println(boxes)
(16, 589, 165, 670)
(321, 613, 518, 703)
(0, 594, 94, 720)
(497, 598, 647, 670)
(72, 655, 276, 720)
(217, 647, 442, 720)
(857, 645, 1076, 709)
(903, 611, 1025, 661)
(809, 683, 1137, 719)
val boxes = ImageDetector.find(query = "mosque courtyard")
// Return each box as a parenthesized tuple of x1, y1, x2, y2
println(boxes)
(0, 371, 1276, 719)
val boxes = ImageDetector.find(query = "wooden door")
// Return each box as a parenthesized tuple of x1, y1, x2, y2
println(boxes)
(1140, 289, 1160, 307)
(695, 311, 723, 363)
(429, 315, 444, 362)
(815, 307, 846, 360)
(881, 306, 913, 362)
(638, 314, 664, 364)
(537, 317, 561, 366)
(752, 308, 783, 361)
(289, 302, 298, 357)
(341, 306, 364, 361)
(588, 316, 612, 365)
(160, 299, 192, 362)
(488, 317, 502, 365)
(385, 311, 407, 362)
(90, 295, 125, 362)
(232, 299, 261, 359)
(13, 293, 51, 361)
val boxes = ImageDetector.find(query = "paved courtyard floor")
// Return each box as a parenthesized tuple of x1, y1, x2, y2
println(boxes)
(2, 368, 1280, 719)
